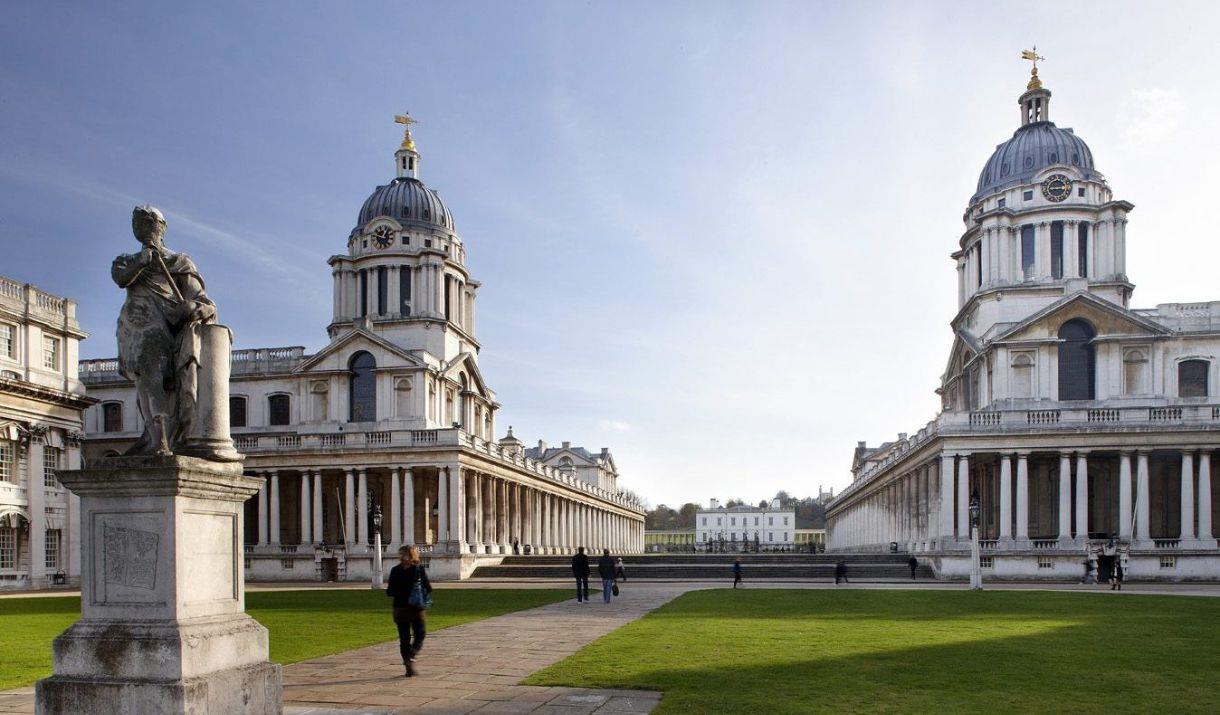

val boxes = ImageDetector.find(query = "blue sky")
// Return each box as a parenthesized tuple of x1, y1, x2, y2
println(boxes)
(3, 2, 1219, 506)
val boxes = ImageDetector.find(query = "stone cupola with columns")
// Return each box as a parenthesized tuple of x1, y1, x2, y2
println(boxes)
(826, 56, 1220, 581)
(78, 115, 645, 581)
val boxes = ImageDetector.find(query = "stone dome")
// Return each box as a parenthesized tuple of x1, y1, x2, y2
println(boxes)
(973, 121, 1101, 203)
(355, 177, 454, 233)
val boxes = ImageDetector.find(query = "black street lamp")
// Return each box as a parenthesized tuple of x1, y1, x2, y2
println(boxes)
(968, 489, 982, 590)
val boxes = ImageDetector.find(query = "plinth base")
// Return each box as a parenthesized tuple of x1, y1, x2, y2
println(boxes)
(36, 661, 281, 715)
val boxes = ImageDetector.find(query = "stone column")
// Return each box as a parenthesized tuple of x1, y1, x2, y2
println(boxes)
(486, 477, 498, 553)
(356, 468, 368, 548)
(436, 468, 449, 543)
(366, 269, 378, 317)
(956, 455, 970, 540)
(268, 471, 280, 545)
(447, 466, 465, 552)
(390, 468, 402, 547)
(388, 266, 401, 317)
(1200, 451, 1215, 545)
(312, 471, 323, 545)
(1015, 453, 1030, 541)
(1136, 451, 1151, 543)
(299, 472, 311, 545)
(403, 468, 415, 545)
(1075, 452, 1089, 541)
(940, 454, 955, 540)
(344, 469, 355, 547)
(257, 473, 269, 546)
(1058, 452, 1072, 542)
(27, 436, 46, 586)
(1181, 451, 1196, 541)
(1119, 452, 1134, 540)
(498, 480, 510, 551)
(999, 456, 1013, 540)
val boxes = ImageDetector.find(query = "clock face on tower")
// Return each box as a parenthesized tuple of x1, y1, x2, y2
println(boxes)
(371, 226, 394, 249)
(1041, 174, 1072, 202)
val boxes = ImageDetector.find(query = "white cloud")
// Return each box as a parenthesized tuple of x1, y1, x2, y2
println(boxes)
(597, 419, 632, 433)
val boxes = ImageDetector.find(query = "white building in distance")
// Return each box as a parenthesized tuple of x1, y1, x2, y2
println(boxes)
(79, 117, 644, 581)
(0, 276, 94, 590)
(826, 62, 1220, 580)
(697, 498, 796, 551)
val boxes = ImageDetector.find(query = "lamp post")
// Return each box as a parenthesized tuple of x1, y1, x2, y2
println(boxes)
(371, 504, 384, 589)
(968, 489, 982, 591)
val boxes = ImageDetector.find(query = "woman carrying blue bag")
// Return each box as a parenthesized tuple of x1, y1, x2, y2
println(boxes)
(386, 545, 432, 677)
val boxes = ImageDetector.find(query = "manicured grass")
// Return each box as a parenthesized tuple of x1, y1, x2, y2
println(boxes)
(0, 588, 566, 691)
(527, 589, 1220, 713)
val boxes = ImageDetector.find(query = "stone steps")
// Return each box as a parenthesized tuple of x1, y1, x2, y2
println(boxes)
(473, 561, 933, 581)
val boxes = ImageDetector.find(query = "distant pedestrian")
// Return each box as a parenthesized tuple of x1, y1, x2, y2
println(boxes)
(834, 559, 848, 585)
(597, 549, 616, 603)
(908, 556, 919, 580)
(1111, 560, 1124, 591)
(512, 538, 520, 555)
(732, 559, 743, 589)
(571, 547, 590, 603)
(386, 545, 431, 677)
(615, 557, 627, 581)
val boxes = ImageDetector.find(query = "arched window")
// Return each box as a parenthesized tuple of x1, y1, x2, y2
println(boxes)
(268, 394, 291, 426)
(229, 396, 247, 428)
(1057, 319, 1096, 401)
(1011, 354, 1034, 398)
(348, 351, 377, 422)
(1178, 359, 1209, 398)
(1124, 350, 1148, 396)
(102, 402, 124, 433)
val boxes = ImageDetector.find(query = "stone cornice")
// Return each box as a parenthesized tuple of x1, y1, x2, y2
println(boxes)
(0, 376, 96, 410)
(58, 455, 257, 502)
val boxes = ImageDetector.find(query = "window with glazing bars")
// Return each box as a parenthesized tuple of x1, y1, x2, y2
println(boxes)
(1021, 225, 1035, 280)
(1078, 223, 1089, 277)
(45, 529, 60, 569)
(0, 323, 13, 358)
(1050, 221, 1064, 279)
(43, 446, 60, 487)
(0, 441, 13, 482)
(0, 528, 15, 568)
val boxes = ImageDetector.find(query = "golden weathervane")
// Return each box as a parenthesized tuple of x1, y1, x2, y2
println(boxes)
(394, 112, 418, 151)
(1021, 47, 1045, 90)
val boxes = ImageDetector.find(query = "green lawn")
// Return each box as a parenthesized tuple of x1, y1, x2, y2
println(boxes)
(527, 589, 1220, 713)
(0, 588, 566, 691)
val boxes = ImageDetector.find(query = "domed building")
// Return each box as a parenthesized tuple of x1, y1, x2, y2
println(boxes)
(78, 117, 645, 581)
(827, 60, 1220, 580)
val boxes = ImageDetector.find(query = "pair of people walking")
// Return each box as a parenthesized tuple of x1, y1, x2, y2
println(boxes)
(572, 547, 620, 603)
(386, 546, 432, 677)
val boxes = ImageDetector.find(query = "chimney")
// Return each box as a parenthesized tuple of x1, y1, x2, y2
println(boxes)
(898, 432, 908, 441)
(709, 498, 720, 509)
(562, 441, 571, 449)
(857, 441, 866, 449)
(537, 440, 547, 452)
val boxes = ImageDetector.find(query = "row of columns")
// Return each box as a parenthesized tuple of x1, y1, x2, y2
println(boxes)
(249, 465, 644, 554)
(835, 460, 940, 549)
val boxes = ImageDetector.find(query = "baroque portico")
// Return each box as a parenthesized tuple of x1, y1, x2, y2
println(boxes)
(826, 60, 1220, 580)
(78, 116, 644, 580)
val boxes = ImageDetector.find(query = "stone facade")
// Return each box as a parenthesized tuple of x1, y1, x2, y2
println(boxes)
(826, 67, 1220, 580)
(0, 276, 93, 590)
(79, 121, 645, 581)
(697, 499, 796, 551)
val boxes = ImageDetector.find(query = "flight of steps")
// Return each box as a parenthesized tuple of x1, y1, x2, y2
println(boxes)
(471, 553, 934, 581)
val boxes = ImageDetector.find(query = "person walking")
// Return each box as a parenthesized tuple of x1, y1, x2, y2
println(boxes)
(571, 547, 591, 603)
(386, 545, 432, 677)
(732, 559, 743, 589)
(597, 549, 616, 603)
(908, 555, 919, 580)
(1111, 558, 1124, 591)
(614, 556, 627, 582)
(834, 559, 848, 585)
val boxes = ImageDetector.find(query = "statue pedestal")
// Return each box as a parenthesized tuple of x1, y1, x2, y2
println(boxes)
(36, 456, 281, 714)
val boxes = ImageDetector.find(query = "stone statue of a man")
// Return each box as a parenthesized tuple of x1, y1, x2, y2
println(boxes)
(112, 205, 239, 461)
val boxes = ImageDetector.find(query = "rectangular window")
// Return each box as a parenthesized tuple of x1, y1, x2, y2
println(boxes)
(1021, 225, 1035, 280)
(103, 402, 123, 432)
(783, 517, 789, 526)
(1037, 556, 1054, 569)
(997, 197, 1006, 208)
(754, 517, 759, 526)
(268, 395, 291, 426)
(399, 268, 411, 316)
(0, 323, 13, 358)
(1160, 556, 1176, 569)
(1077, 187, 1085, 197)
(43, 336, 59, 371)
(0, 527, 15, 568)
(43, 447, 61, 487)
(1050, 221, 1064, 279)
(376, 267, 388, 316)
(358, 270, 368, 317)
(444, 276, 452, 320)
(1078, 223, 1089, 277)
(980, 556, 995, 569)
(0, 441, 13, 482)
(701, 517, 706, 526)
(768, 517, 774, 526)
(45, 529, 60, 569)
(716, 517, 722, 526)
(975, 246, 982, 288)
(769, 532, 774, 541)
(730, 517, 736, 526)
(1023, 190, 1033, 201)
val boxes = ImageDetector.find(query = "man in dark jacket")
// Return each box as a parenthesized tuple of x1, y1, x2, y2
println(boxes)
(834, 559, 848, 585)
(571, 547, 590, 602)
(597, 549, 616, 603)
(908, 555, 919, 580)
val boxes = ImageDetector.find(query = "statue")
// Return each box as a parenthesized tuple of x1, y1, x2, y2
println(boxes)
(112, 205, 240, 461)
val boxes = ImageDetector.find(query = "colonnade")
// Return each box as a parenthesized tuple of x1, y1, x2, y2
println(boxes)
(246, 463, 644, 555)
(832, 460, 940, 551)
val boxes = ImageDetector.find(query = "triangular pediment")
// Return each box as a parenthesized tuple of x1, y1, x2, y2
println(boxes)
(440, 352, 492, 398)
(994, 292, 1171, 344)
(296, 329, 427, 373)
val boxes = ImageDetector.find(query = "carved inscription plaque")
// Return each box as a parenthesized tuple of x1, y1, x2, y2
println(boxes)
(103, 525, 159, 590)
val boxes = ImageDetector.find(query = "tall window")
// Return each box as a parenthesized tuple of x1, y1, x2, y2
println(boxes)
(444, 276, 452, 320)
(268, 394, 291, 426)
(43, 447, 61, 487)
(399, 268, 412, 316)
(1057, 319, 1096, 400)
(975, 246, 982, 288)
(102, 402, 123, 432)
(0, 441, 14, 482)
(1178, 360, 1209, 398)
(0, 527, 15, 568)
(45, 529, 61, 569)
(1050, 221, 1064, 279)
(42, 336, 59, 370)
(348, 351, 377, 422)
(1078, 222, 1089, 277)
(0, 323, 13, 358)
(358, 270, 368, 317)
(1021, 225, 1035, 280)
(229, 396, 247, 428)
(376, 267, 388, 316)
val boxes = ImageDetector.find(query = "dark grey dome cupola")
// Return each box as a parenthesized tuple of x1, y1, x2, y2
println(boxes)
(971, 65, 1102, 203)
(352, 113, 455, 233)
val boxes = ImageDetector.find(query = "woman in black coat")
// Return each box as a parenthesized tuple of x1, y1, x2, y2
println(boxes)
(386, 545, 432, 677)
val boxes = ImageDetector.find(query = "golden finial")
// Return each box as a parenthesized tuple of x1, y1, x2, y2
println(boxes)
(1021, 47, 1045, 90)
(394, 113, 418, 151)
